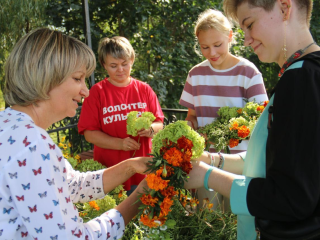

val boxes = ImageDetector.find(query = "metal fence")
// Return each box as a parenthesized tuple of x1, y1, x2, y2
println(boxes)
(47, 107, 188, 155)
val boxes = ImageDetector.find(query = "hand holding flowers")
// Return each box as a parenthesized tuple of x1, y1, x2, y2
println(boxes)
(197, 100, 269, 153)
(136, 121, 205, 239)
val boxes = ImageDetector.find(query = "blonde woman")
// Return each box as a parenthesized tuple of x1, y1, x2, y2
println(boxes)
(0, 28, 150, 239)
(187, 0, 320, 239)
(179, 9, 268, 211)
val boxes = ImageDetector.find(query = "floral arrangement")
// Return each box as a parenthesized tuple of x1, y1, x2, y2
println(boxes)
(127, 111, 156, 137)
(197, 100, 269, 153)
(136, 120, 205, 239)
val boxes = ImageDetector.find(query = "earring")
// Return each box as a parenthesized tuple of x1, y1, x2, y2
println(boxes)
(282, 20, 287, 60)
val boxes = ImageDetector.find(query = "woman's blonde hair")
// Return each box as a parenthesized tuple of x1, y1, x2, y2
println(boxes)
(98, 36, 135, 66)
(194, 9, 234, 38)
(223, 0, 313, 27)
(4, 28, 96, 106)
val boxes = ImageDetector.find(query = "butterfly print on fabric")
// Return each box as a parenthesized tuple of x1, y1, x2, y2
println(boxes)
(41, 153, 50, 161)
(49, 143, 55, 150)
(62, 209, 67, 215)
(22, 216, 30, 222)
(8, 136, 15, 145)
(25, 124, 33, 129)
(21, 231, 28, 237)
(16, 224, 21, 231)
(8, 196, 12, 203)
(28, 205, 37, 213)
(3, 207, 13, 214)
(38, 191, 47, 198)
(107, 232, 111, 239)
(57, 223, 65, 230)
(109, 219, 115, 227)
(65, 196, 70, 203)
(41, 134, 47, 139)
(74, 230, 82, 238)
(95, 230, 102, 238)
(71, 215, 78, 222)
(16, 195, 24, 201)
(9, 217, 17, 224)
(53, 165, 60, 172)
(50, 235, 58, 240)
(16, 117, 23, 122)
(44, 212, 53, 220)
(8, 172, 17, 179)
(58, 187, 63, 193)
(23, 136, 30, 147)
(22, 183, 30, 190)
(63, 167, 66, 173)
(47, 179, 55, 186)
(57, 156, 62, 162)
(29, 145, 36, 152)
(53, 199, 59, 206)
(116, 222, 121, 230)
(32, 167, 42, 176)
(11, 124, 18, 130)
(35, 227, 42, 233)
(17, 159, 26, 167)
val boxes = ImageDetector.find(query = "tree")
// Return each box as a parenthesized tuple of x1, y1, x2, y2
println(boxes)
(0, 0, 48, 106)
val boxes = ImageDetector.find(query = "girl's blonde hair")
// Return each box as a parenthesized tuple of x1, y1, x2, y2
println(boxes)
(98, 36, 135, 66)
(194, 9, 234, 38)
(4, 28, 96, 106)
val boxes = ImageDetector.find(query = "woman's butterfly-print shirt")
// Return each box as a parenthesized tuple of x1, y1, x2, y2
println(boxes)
(0, 108, 125, 239)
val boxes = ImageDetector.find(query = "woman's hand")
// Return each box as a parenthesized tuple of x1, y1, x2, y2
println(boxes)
(137, 128, 153, 138)
(121, 137, 140, 151)
(127, 156, 152, 175)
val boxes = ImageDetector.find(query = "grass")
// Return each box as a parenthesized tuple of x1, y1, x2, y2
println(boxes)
(0, 88, 4, 111)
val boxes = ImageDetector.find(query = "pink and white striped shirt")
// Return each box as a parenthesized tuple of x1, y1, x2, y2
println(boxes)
(179, 57, 268, 153)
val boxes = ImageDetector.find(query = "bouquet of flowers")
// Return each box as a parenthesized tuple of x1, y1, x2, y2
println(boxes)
(136, 120, 205, 239)
(127, 111, 155, 156)
(127, 111, 156, 137)
(197, 100, 269, 153)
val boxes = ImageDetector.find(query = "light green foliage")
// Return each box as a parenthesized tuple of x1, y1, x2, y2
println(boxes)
(70, 158, 106, 172)
(217, 106, 240, 123)
(152, 120, 205, 159)
(127, 111, 156, 137)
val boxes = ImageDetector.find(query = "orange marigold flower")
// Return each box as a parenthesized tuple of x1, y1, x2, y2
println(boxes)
(140, 214, 158, 228)
(181, 160, 193, 174)
(163, 147, 184, 167)
(146, 173, 169, 191)
(140, 194, 159, 207)
(257, 105, 265, 112)
(160, 197, 173, 216)
(229, 138, 239, 148)
(89, 201, 100, 211)
(237, 109, 243, 114)
(263, 100, 269, 107)
(182, 148, 192, 162)
(230, 121, 239, 130)
(237, 125, 250, 138)
(177, 136, 193, 151)
(118, 190, 123, 198)
(160, 186, 178, 198)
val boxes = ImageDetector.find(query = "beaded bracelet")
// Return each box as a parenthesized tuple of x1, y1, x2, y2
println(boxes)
(204, 167, 214, 191)
(217, 152, 225, 169)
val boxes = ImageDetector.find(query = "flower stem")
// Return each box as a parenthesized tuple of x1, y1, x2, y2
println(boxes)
(132, 136, 140, 157)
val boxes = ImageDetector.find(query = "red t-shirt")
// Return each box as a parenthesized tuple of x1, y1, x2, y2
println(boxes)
(78, 77, 164, 190)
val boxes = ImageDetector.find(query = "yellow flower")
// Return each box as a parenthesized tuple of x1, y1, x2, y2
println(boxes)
(61, 137, 66, 142)
(150, 35, 154, 38)
(58, 143, 64, 147)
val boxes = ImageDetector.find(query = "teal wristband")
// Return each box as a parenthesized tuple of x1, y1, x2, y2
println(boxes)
(204, 167, 214, 191)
